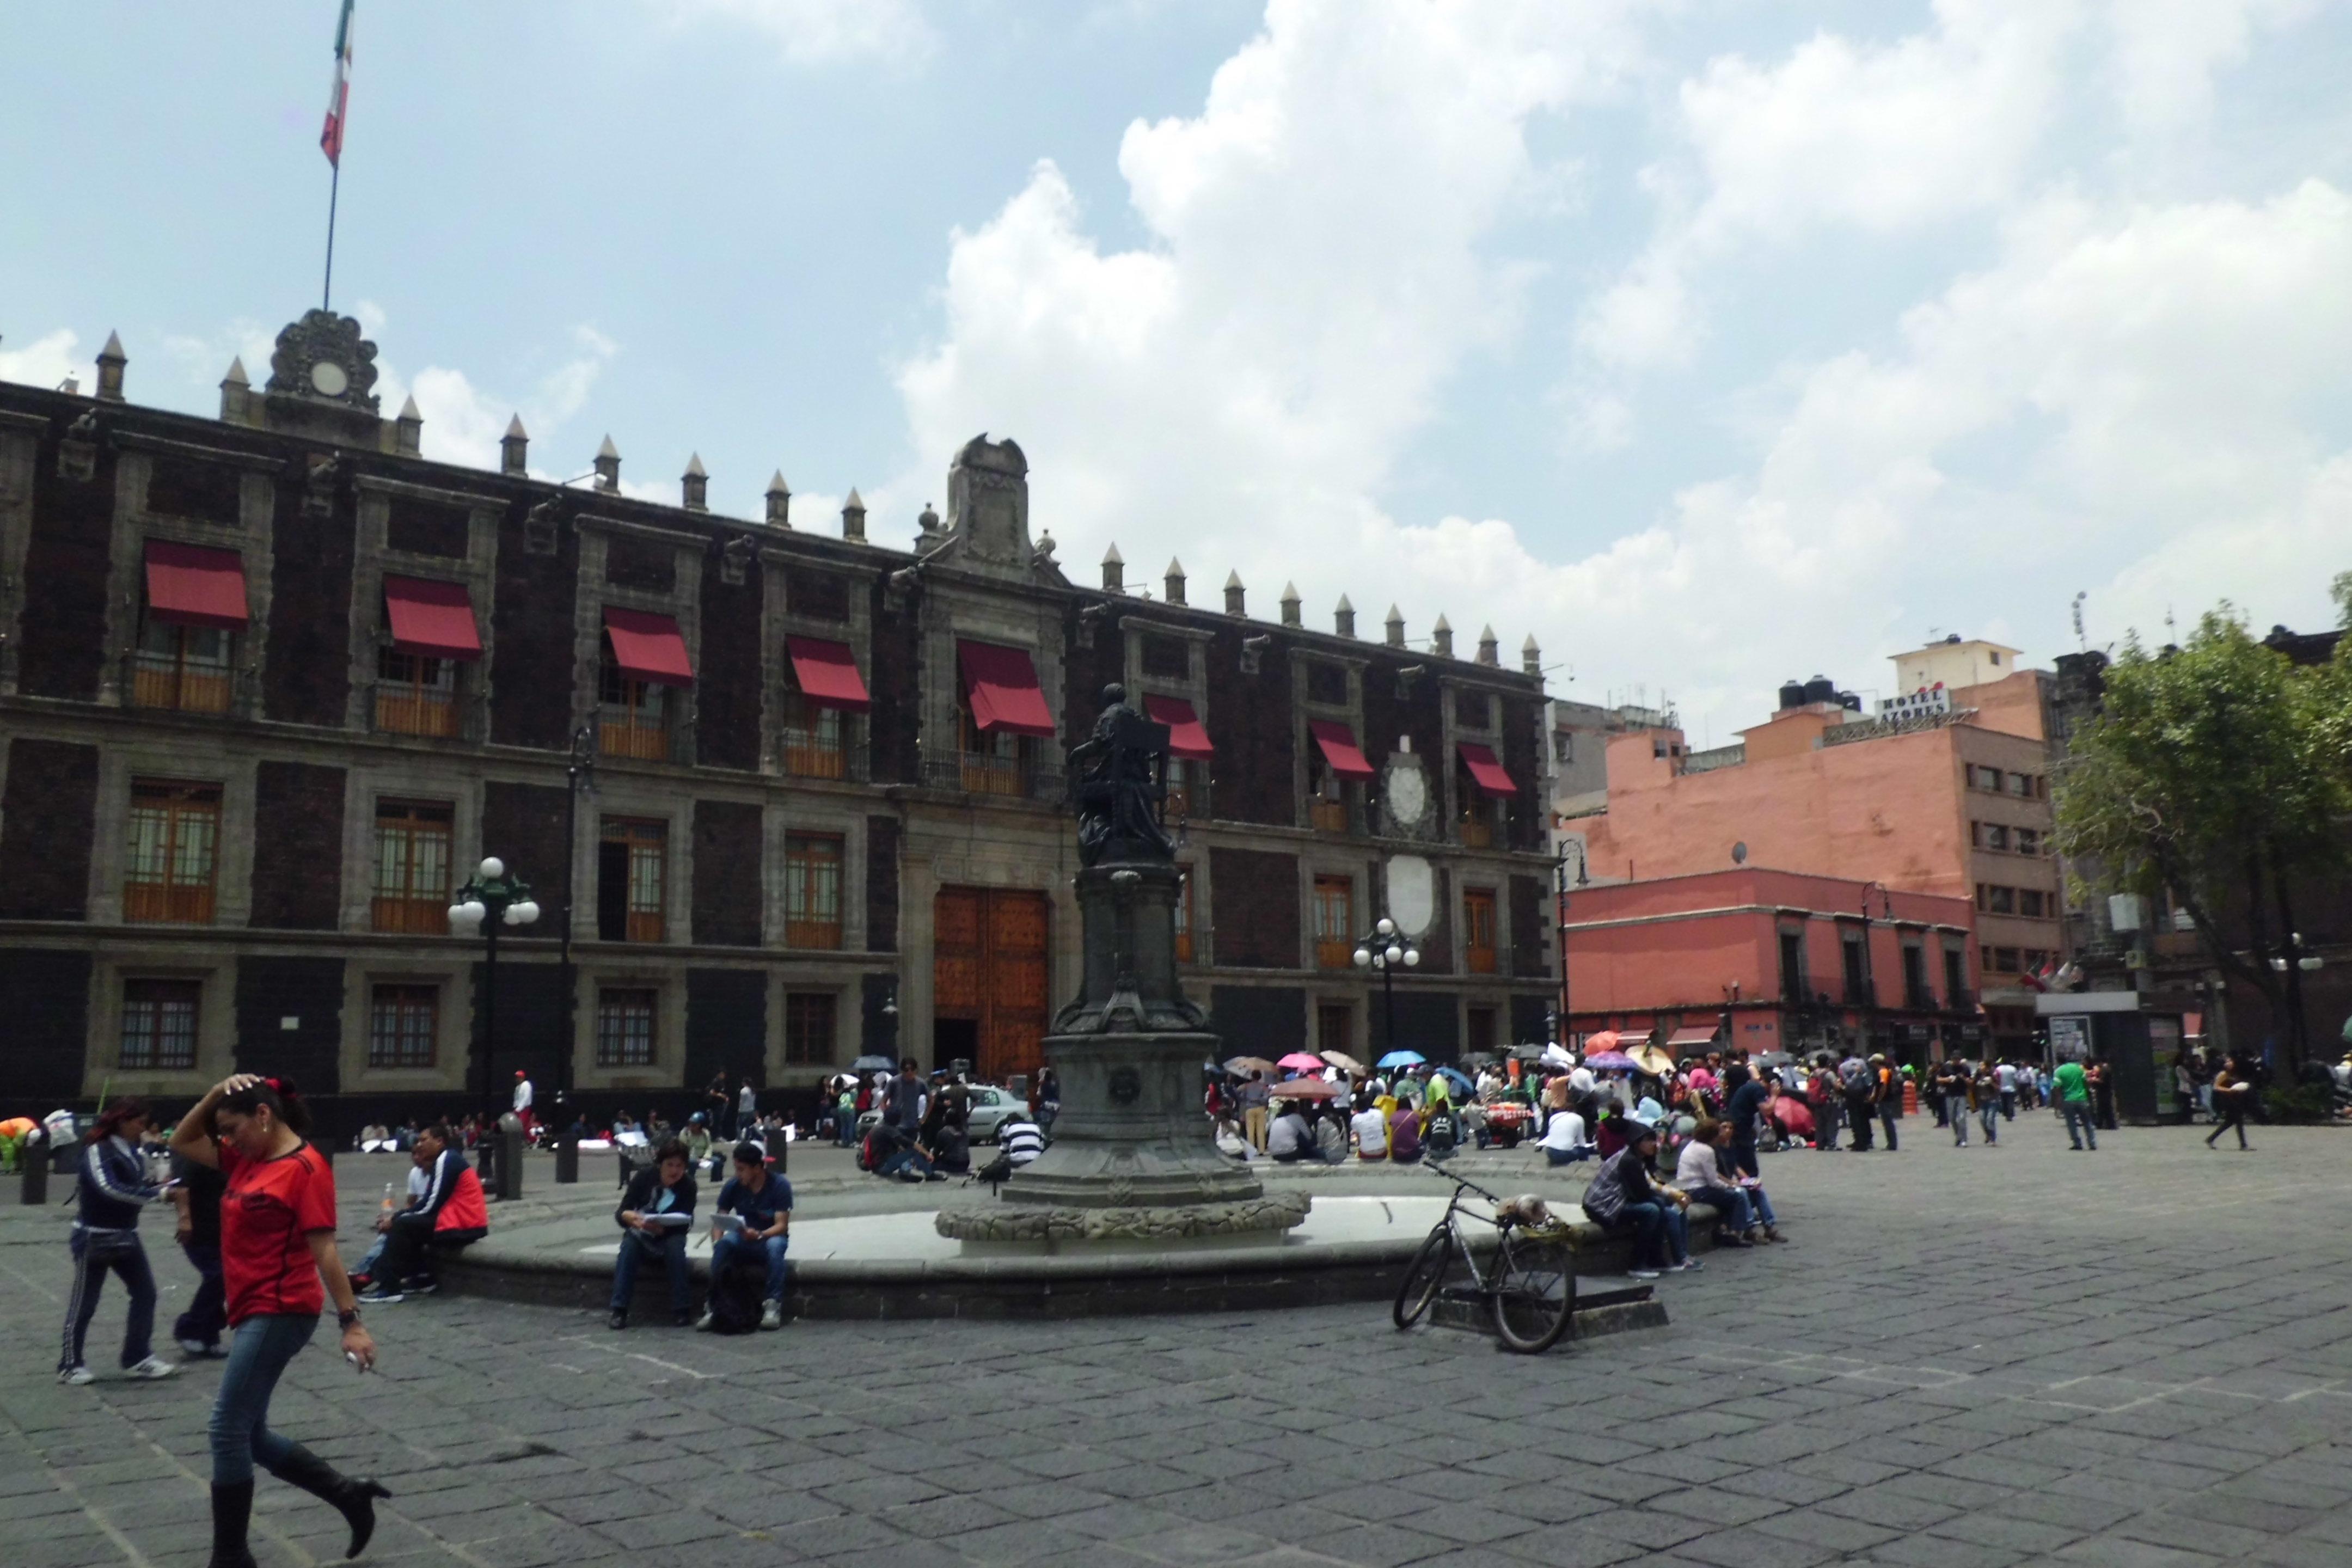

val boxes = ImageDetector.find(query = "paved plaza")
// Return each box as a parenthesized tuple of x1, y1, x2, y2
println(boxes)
(4, 1111, 2351, 1568)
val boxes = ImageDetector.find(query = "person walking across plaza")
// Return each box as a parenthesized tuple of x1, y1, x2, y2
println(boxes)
(2054, 1056, 2098, 1150)
(1971, 1059, 2002, 1146)
(510, 1070, 535, 1138)
(699, 1142, 791, 1331)
(169, 1075, 385, 1568)
(1935, 1057, 1971, 1146)
(2206, 1055, 2256, 1151)
(58, 1098, 179, 1386)
(170, 1142, 231, 1358)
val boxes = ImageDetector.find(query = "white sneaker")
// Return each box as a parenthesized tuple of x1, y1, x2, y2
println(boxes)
(126, 1357, 178, 1380)
(1627, 1268, 1661, 1281)
(694, 1310, 715, 1332)
(758, 1301, 783, 1331)
(59, 1365, 94, 1385)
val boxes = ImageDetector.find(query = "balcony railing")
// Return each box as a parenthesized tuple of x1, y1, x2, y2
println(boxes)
(960, 752, 1028, 798)
(371, 896, 449, 935)
(1905, 984, 1938, 1012)
(1465, 945, 1498, 976)
(785, 918, 843, 951)
(376, 687, 459, 738)
(1843, 978, 1877, 1007)
(125, 883, 215, 925)
(1308, 798, 1350, 834)
(601, 719, 670, 761)
(1314, 938, 1356, 970)
(1165, 778, 1211, 821)
(1460, 817, 1494, 849)
(782, 732, 847, 780)
(132, 658, 232, 714)
(1946, 987, 1976, 1014)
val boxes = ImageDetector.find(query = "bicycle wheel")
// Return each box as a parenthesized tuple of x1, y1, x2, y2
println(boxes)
(1392, 1226, 1453, 1328)
(1490, 1228, 1576, 1353)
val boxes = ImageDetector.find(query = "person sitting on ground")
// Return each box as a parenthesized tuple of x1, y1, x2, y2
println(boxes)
(357, 1123, 390, 1152)
(1266, 1101, 1325, 1163)
(975, 1109, 1045, 1184)
(1673, 1118, 1785, 1246)
(919, 1087, 971, 1175)
(607, 1140, 696, 1330)
(699, 1143, 791, 1333)
(679, 1112, 714, 1168)
(1349, 1097, 1388, 1160)
(1386, 1097, 1424, 1165)
(357, 1124, 489, 1303)
(1536, 1105, 1594, 1166)
(1422, 1092, 1461, 1160)
(1580, 1122, 1696, 1282)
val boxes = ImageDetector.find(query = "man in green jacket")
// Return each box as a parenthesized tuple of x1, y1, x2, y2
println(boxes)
(2054, 1059, 2097, 1151)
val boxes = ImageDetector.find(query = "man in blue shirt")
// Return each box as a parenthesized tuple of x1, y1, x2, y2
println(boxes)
(699, 1143, 792, 1331)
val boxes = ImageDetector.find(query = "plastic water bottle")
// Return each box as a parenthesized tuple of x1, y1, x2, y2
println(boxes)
(378, 1183, 395, 1221)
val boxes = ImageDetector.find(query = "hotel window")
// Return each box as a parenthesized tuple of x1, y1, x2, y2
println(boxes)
(599, 660, 670, 761)
(595, 988, 658, 1067)
(125, 780, 222, 925)
(784, 832, 844, 950)
(1971, 765, 2003, 792)
(367, 984, 439, 1069)
(1981, 823, 2011, 852)
(1313, 875, 1355, 969)
(783, 991, 836, 1066)
(119, 979, 199, 1069)
(1983, 885, 2017, 915)
(1988, 947, 2022, 974)
(597, 818, 667, 943)
(133, 620, 234, 713)
(2008, 771, 2034, 797)
(2018, 889, 2045, 917)
(781, 691, 846, 780)
(376, 648, 458, 737)
(1174, 868, 1196, 964)
(1463, 888, 1498, 975)
(371, 800, 454, 933)
(2014, 828, 2041, 856)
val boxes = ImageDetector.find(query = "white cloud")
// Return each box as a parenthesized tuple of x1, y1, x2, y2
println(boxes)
(2103, 0, 2317, 140)
(650, 0, 936, 67)
(0, 328, 82, 391)
(374, 324, 620, 472)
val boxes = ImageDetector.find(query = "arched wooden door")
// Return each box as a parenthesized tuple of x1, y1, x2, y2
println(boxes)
(933, 886, 1050, 1083)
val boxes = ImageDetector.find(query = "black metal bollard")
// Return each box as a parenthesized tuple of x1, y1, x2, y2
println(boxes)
(554, 1135, 579, 1185)
(497, 1126, 525, 1201)
(20, 1135, 48, 1205)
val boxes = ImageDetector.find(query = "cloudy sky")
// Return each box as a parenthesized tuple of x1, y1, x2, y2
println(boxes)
(5, 1, 2346, 742)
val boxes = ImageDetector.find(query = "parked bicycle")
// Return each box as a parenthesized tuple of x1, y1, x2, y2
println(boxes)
(1392, 1164, 1577, 1352)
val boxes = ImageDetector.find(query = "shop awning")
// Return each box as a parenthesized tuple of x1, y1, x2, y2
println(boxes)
(383, 575, 482, 660)
(1143, 695, 1214, 759)
(1459, 741, 1517, 798)
(143, 540, 249, 629)
(957, 640, 1057, 737)
(1308, 719, 1375, 781)
(786, 636, 869, 713)
(603, 607, 695, 685)
(1666, 1026, 1719, 1050)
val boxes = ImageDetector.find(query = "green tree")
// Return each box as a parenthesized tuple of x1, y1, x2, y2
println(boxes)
(2054, 605, 2352, 1069)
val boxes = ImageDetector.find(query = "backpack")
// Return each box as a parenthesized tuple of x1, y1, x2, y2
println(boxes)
(704, 1252, 765, 1336)
(1839, 1060, 1875, 1098)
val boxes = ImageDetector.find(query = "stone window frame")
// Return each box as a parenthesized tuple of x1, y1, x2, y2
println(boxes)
(763, 797, 866, 952)
(918, 582, 1067, 799)
(590, 780, 690, 948)
(1437, 675, 1515, 852)
(339, 765, 485, 936)
(574, 965, 687, 1089)
(1122, 613, 1218, 818)
(1292, 647, 1370, 833)
(759, 543, 875, 780)
(0, 409, 48, 695)
(87, 741, 256, 929)
(769, 967, 863, 1077)
(84, 951, 240, 1097)
(346, 475, 503, 742)
(340, 960, 473, 1093)
(571, 516, 706, 769)
(100, 434, 284, 718)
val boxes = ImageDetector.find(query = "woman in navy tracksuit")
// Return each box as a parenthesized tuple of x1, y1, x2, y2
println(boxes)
(59, 1098, 180, 1385)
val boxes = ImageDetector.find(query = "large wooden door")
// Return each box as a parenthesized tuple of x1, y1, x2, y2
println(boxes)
(933, 887, 1051, 1083)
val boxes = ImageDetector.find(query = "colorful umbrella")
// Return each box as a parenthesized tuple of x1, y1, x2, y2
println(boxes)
(1319, 1050, 1366, 1074)
(1434, 1066, 1475, 1094)
(1581, 1030, 1624, 1055)
(1269, 1079, 1343, 1101)
(1223, 1056, 1277, 1077)
(1582, 1051, 1639, 1071)
(1377, 1050, 1427, 1069)
(1277, 1052, 1327, 1072)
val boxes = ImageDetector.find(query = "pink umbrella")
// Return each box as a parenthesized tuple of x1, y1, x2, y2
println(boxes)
(1277, 1052, 1327, 1072)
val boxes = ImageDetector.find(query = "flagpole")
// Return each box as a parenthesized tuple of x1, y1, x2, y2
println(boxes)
(323, 159, 341, 313)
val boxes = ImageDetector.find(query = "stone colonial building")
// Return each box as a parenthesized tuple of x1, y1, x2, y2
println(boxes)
(0, 311, 1557, 1131)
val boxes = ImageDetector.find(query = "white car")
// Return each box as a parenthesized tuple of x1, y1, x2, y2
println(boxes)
(854, 1084, 1029, 1144)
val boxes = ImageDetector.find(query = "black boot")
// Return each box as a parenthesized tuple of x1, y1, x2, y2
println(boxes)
(267, 1443, 391, 1559)
(209, 1480, 257, 1568)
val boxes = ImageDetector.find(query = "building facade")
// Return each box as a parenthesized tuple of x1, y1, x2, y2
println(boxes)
(0, 311, 1558, 1130)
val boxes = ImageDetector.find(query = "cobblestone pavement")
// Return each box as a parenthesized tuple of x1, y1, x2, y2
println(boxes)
(5, 1111, 2351, 1568)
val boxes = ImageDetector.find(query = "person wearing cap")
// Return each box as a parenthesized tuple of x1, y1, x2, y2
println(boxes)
(1579, 1122, 1695, 1281)
(700, 1143, 791, 1331)
(510, 1071, 535, 1137)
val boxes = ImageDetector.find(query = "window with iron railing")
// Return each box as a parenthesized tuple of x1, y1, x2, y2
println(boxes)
(1165, 759, 1209, 821)
(376, 648, 458, 737)
(1307, 760, 1352, 834)
(1777, 930, 1807, 1004)
(367, 984, 439, 1069)
(1902, 945, 1934, 1010)
(120, 979, 200, 1069)
(598, 818, 667, 942)
(125, 780, 222, 924)
(785, 832, 844, 950)
(1459, 803, 1496, 849)
(1463, 889, 1498, 974)
(595, 988, 658, 1067)
(132, 621, 232, 713)
(1313, 876, 1355, 969)
(599, 663, 670, 761)
(781, 692, 847, 780)
(959, 709, 1028, 797)
(372, 800, 454, 933)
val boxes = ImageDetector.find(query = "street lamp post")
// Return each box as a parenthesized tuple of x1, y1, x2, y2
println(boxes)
(1857, 880, 1892, 1054)
(448, 856, 541, 1113)
(554, 724, 595, 1179)
(1352, 916, 1420, 1060)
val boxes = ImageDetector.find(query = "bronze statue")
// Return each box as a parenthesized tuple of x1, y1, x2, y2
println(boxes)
(1067, 684, 1174, 867)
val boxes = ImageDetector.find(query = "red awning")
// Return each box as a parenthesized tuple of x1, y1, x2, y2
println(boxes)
(1308, 719, 1375, 781)
(957, 640, 1056, 737)
(1666, 1027, 1719, 1049)
(787, 636, 870, 713)
(1459, 742, 1517, 798)
(1143, 695, 1214, 760)
(603, 607, 694, 686)
(383, 575, 482, 660)
(143, 540, 249, 629)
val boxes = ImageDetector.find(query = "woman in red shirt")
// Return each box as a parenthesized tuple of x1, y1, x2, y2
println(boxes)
(170, 1074, 385, 1567)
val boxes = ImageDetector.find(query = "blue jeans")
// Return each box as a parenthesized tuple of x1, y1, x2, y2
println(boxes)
(712, 1233, 790, 1302)
(210, 1313, 317, 1484)
(174, 1241, 227, 1349)
(1613, 1200, 1688, 1270)
(2061, 1101, 2098, 1149)
(60, 1229, 156, 1372)
(1945, 1095, 1971, 1143)
(1698, 1184, 1778, 1230)
(1542, 1146, 1592, 1166)
(1978, 1100, 2000, 1143)
(610, 1230, 692, 1315)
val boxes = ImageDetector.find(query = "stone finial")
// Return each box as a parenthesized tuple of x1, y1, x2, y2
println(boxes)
(500, 414, 528, 476)
(593, 434, 620, 493)
(395, 395, 423, 456)
(1384, 604, 1405, 648)
(1522, 634, 1542, 678)
(95, 330, 126, 402)
(219, 357, 250, 423)
(1224, 570, 1245, 616)
(1433, 613, 1454, 658)
(1477, 624, 1500, 666)
(1281, 581, 1302, 627)
(917, 501, 942, 543)
(842, 487, 867, 541)
(1165, 558, 1186, 606)
(1334, 594, 1356, 639)
(1102, 543, 1124, 593)
(764, 470, 791, 526)
(682, 452, 708, 512)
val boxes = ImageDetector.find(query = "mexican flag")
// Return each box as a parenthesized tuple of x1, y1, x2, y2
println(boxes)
(321, 0, 355, 167)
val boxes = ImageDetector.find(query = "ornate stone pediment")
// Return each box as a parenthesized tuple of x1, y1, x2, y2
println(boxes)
(265, 310, 381, 412)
